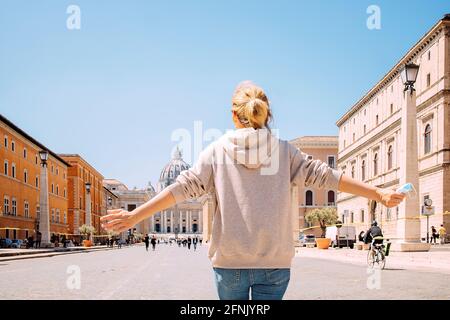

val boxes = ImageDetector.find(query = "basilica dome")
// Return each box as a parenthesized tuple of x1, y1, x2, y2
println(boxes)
(157, 147, 190, 192)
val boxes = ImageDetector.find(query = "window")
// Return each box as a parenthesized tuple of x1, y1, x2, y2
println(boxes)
(350, 212, 354, 223)
(363, 125, 366, 135)
(373, 153, 378, 176)
(23, 148, 27, 159)
(56, 167, 59, 175)
(4, 160, 8, 175)
(387, 146, 393, 170)
(307, 155, 313, 160)
(428, 51, 431, 60)
(327, 156, 335, 169)
(63, 211, 67, 224)
(51, 209, 55, 223)
(424, 124, 432, 154)
(36, 205, 40, 221)
(351, 166, 355, 179)
(11, 141, 15, 152)
(24, 201, 29, 218)
(386, 208, 392, 221)
(343, 140, 346, 148)
(12, 198, 17, 216)
(352, 133, 355, 142)
(3, 197, 9, 214)
(327, 191, 335, 205)
(35, 154, 38, 165)
(64, 188, 66, 198)
(364, 109, 366, 116)
(56, 209, 60, 223)
(24, 170, 28, 183)
(3, 136, 7, 148)
(11, 163, 16, 178)
(375, 115, 379, 126)
(56, 185, 59, 196)
(35, 176, 39, 188)
(361, 160, 366, 181)
(426, 73, 431, 87)
(51, 165, 54, 174)
(305, 190, 313, 206)
(390, 104, 394, 115)
(361, 209, 365, 223)
(51, 184, 54, 194)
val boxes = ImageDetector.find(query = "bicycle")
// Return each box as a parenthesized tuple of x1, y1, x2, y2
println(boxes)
(367, 236, 386, 269)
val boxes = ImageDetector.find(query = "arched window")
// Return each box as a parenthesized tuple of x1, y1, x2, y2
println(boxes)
(361, 160, 366, 181)
(305, 190, 313, 206)
(424, 124, 432, 154)
(351, 166, 355, 179)
(387, 146, 393, 170)
(327, 191, 335, 205)
(373, 153, 378, 176)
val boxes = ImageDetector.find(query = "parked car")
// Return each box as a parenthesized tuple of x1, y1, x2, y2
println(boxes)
(299, 233, 316, 247)
(326, 226, 356, 248)
(10, 239, 23, 249)
(0, 238, 13, 248)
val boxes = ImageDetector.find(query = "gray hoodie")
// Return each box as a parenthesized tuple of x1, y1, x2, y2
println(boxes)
(167, 128, 342, 268)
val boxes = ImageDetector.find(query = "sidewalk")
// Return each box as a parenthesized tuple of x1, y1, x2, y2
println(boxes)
(295, 244, 450, 274)
(0, 245, 136, 262)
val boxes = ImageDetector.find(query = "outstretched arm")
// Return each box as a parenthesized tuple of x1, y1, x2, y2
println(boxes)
(101, 189, 176, 233)
(338, 175, 405, 208)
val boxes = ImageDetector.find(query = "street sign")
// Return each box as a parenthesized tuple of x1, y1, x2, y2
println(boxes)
(421, 205, 435, 216)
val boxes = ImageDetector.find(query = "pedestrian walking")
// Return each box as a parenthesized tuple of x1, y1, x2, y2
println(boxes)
(187, 237, 192, 250)
(431, 226, 438, 244)
(151, 235, 156, 251)
(144, 234, 150, 251)
(35, 232, 41, 248)
(193, 237, 198, 251)
(439, 224, 447, 245)
(102, 81, 406, 300)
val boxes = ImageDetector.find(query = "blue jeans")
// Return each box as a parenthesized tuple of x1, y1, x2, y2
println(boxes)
(213, 268, 290, 300)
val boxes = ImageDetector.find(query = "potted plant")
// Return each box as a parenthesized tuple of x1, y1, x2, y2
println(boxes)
(305, 207, 338, 249)
(79, 224, 96, 247)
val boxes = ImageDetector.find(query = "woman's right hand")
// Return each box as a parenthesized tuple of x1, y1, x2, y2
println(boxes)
(100, 209, 139, 233)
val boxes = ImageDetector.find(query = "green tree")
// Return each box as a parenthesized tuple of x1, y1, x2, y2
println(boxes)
(79, 224, 96, 240)
(305, 207, 338, 238)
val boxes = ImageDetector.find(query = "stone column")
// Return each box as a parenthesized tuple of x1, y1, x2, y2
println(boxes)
(179, 211, 183, 233)
(162, 211, 166, 233)
(393, 88, 429, 251)
(39, 157, 51, 247)
(188, 211, 192, 233)
(198, 209, 203, 233)
(85, 192, 92, 227)
(170, 211, 174, 233)
(151, 215, 155, 233)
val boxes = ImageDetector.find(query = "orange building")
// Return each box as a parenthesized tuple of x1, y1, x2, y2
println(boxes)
(59, 155, 104, 237)
(0, 114, 70, 241)
(290, 136, 339, 237)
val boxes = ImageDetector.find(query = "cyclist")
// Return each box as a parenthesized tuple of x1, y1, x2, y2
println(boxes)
(364, 221, 383, 260)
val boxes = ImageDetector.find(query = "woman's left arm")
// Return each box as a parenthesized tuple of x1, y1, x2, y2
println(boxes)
(338, 175, 405, 208)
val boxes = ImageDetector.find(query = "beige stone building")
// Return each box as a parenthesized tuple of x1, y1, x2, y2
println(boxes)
(103, 179, 155, 236)
(153, 148, 203, 235)
(289, 136, 338, 237)
(336, 15, 450, 244)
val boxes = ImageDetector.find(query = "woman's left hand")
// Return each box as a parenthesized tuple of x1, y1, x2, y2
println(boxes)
(101, 209, 139, 233)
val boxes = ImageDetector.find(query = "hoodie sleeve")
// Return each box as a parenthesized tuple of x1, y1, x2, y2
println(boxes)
(165, 145, 215, 203)
(289, 143, 342, 190)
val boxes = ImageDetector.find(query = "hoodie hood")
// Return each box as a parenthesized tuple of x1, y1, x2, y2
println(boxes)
(221, 128, 279, 169)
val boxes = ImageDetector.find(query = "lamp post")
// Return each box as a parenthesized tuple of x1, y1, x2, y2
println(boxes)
(395, 62, 430, 251)
(38, 150, 52, 247)
(85, 182, 92, 241)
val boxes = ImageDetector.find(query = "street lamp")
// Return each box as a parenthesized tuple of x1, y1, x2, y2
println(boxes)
(85, 182, 91, 194)
(395, 61, 429, 251)
(39, 150, 49, 165)
(400, 62, 420, 94)
(107, 196, 112, 207)
(38, 150, 51, 247)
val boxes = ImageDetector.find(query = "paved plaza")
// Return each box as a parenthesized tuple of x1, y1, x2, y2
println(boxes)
(0, 244, 449, 300)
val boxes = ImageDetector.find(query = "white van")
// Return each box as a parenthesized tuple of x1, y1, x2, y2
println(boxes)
(326, 226, 357, 248)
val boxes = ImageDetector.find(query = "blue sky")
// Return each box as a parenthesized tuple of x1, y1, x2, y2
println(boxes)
(0, 0, 448, 188)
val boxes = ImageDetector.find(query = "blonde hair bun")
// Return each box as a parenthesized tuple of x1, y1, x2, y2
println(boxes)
(232, 81, 272, 129)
